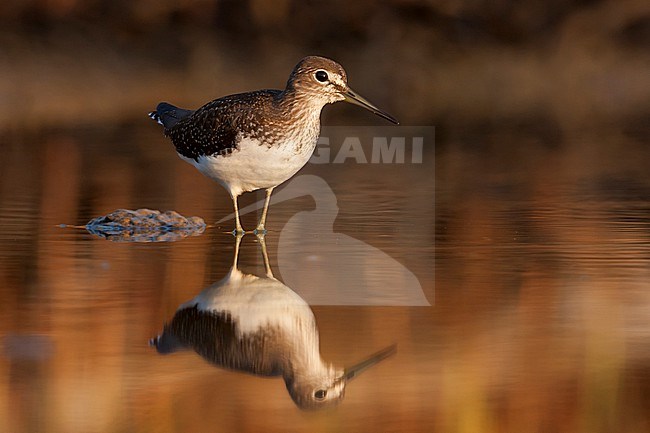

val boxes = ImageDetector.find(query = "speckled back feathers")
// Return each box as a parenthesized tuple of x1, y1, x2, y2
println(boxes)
(163, 90, 285, 161)
(150, 56, 350, 162)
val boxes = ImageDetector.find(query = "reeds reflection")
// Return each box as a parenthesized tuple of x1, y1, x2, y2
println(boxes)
(151, 235, 396, 410)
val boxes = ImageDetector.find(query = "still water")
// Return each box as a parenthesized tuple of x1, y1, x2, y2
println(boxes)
(0, 125, 648, 432)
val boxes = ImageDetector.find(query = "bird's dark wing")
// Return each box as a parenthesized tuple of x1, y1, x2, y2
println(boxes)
(164, 90, 282, 161)
(154, 304, 285, 377)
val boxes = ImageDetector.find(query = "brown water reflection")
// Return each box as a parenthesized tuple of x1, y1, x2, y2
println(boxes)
(0, 125, 649, 432)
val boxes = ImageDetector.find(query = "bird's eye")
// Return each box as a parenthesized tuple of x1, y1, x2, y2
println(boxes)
(315, 70, 329, 83)
(314, 390, 327, 400)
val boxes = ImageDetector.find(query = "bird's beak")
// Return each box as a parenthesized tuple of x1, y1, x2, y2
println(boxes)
(342, 88, 399, 125)
(338, 344, 397, 383)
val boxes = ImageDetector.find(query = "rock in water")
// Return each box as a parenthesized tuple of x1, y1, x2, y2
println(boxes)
(86, 209, 205, 242)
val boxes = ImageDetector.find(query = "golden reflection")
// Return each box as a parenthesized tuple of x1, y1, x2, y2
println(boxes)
(0, 129, 649, 432)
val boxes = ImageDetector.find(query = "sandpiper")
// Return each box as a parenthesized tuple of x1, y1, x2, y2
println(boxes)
(150, 235, 396, 410)
(149, 56, 398, 234)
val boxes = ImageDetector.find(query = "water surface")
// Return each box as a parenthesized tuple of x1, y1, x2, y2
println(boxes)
(0, 125, 648, 432)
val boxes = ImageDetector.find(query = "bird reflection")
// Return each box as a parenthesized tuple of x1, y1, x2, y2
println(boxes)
(151, 235, 396, 410)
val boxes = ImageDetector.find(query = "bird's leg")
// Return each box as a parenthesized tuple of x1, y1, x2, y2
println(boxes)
(232, 195, 245, 235)
(254, 187, 274, 234)
(232, 230, 243, 269)
(256, 232, 274, 279)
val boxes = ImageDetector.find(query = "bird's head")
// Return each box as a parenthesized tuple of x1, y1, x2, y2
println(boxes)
(286, 56, 399, 124)
(284, 344, 397, 410)
(285, 369, 347, 411)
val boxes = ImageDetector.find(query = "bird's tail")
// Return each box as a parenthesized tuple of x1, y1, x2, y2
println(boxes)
(148, 110, 164, 126)
(148, 102, 194, 129)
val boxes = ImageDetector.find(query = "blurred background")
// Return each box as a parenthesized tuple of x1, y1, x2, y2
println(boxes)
(0, 0, 648, 131)
(1, 1, 650, 433)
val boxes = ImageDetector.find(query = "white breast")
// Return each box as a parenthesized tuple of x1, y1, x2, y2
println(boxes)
(183, 269, 316, 337)
(181, 131, 319, 197)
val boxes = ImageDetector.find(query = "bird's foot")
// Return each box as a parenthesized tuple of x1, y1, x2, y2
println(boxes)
(253, 226, 267, 236)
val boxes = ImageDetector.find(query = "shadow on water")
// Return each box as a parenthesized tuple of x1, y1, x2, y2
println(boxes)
(151, 234, 396, 410)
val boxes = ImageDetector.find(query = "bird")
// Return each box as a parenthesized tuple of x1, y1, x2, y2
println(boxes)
(148, 56, 398, 234)
(150, 234, 397, 410)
